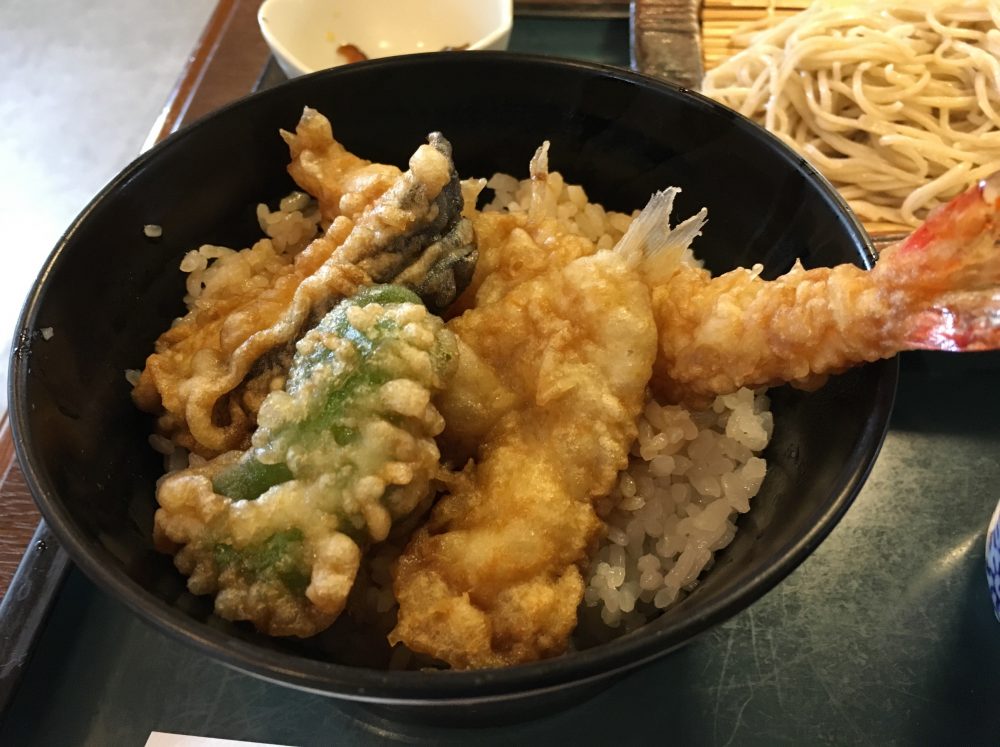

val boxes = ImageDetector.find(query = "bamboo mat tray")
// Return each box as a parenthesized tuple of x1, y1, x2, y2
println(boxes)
(702, 0, 811, 70)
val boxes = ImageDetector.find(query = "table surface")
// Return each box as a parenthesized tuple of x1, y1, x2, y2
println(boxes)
(2, 6, 999, 746)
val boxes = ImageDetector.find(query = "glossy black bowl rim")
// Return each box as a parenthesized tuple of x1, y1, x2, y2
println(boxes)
(10, 51, 899, 703)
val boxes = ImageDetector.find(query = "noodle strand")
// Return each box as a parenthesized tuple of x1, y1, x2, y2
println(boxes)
(703, 0, 1000, 230)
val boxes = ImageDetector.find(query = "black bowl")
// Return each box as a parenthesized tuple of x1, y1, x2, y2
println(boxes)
(10, 53, 896, 716)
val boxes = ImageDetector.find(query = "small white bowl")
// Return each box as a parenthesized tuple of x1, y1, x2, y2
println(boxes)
(259, 0, 513, 78)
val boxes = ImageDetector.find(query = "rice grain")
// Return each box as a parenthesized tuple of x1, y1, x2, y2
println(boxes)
(584, 389, 773, 632)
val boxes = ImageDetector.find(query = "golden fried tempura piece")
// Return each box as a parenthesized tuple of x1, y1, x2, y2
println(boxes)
(391, 209, 658, 668)
(133, 119, 474, 456)
(154, 288, 455, 638)
(467, 169, 1000, 407)
(449, 144, 607, 315)
(283, 107, 401, 222)
(651, 175, 1000, 404)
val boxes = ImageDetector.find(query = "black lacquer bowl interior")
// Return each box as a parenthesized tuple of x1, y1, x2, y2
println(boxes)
(10, 53, 897, 712)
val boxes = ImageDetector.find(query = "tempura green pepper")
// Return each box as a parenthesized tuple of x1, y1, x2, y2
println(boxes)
(153, 284, 456, 637)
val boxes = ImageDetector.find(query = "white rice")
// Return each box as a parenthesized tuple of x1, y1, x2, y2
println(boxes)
(179, 191, 321, 309)
(585, 388, 771, 632)
(481, 169, 638, 251)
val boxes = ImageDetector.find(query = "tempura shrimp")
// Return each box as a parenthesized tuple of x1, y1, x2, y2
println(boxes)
(391, 164, 1000, 668)
(391, 214, 658, 669)
(649, 175, 1000, 404)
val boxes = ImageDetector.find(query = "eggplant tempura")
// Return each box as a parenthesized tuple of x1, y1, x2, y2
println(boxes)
(133, 109, 475, 457)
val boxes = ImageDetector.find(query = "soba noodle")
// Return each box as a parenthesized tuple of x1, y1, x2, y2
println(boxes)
(702, 0, 1000, 231)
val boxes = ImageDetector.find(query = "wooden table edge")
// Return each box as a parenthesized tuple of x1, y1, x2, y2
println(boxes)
(0, 0, 270, 603)
(0, 0, 272, 717)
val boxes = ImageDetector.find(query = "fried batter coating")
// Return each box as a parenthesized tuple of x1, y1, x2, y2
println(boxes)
(133, 114, 474, 457)
(154, 287, 456, 637)
(391, 212, 658, 668)
(461, 171, 1000, 412)
(390, 168, 1000, 666)
(283, 107, 401, 222)
(449, 146, 604, 316)
(650, 175, 1000, 404)
(141, 113, 1000, 662)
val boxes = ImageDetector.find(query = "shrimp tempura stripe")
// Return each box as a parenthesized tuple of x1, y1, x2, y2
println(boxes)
(391, 215, 658, 668)
(651, 174, 1000, 404)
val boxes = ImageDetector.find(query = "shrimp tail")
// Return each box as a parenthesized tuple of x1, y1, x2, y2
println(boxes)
(900, 290, 1000, 352)
(613, 187, 708, 281)
(527, 141, 551, 224)
(882, 173, 1000, 351)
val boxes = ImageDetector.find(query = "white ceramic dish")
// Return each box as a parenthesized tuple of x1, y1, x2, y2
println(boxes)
(258, 0, 513, 78)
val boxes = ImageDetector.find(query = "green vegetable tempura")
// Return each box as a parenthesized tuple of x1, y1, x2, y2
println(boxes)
(153, 285, 456, 637)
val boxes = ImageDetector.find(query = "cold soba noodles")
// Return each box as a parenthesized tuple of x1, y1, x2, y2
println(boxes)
(702, 0, 1000, 231)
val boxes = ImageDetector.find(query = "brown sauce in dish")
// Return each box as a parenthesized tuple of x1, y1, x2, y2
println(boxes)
(337, 44, 368, 63)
